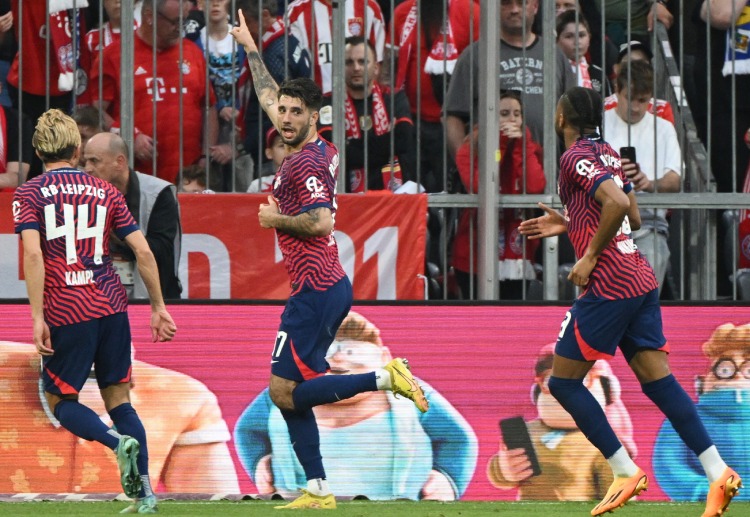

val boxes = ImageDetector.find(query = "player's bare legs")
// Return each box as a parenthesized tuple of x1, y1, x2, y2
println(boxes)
(548, 355, 647, 515)
(628, 350, 741, 517)
(268, 374, 299, 411)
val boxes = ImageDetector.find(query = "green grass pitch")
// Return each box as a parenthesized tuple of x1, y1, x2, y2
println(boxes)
(0, 500, 747, 516)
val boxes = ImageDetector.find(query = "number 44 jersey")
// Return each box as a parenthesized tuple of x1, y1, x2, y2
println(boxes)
(13, 168, 139, 326)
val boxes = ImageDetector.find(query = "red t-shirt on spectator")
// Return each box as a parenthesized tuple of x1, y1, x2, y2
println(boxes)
(390, 0, 480, 123)
(90, 35, 216, 184)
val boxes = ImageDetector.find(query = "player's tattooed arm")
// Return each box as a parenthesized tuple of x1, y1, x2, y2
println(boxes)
(272, 208, 334, 238)
(247, 52, 280, 128)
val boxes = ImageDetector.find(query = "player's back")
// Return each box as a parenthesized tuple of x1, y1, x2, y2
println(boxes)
(13, 168, 139, 326)
(558, 138, 658, 299)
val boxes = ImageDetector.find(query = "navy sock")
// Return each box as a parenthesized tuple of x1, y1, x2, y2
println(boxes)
(281, 408, 325, 480)
(548, 376, 622, 458)
(642, 374, 713, 456)
(109, 403, 151, 496)
(54, 399, 120, 450)
(292, 373, 377, 411)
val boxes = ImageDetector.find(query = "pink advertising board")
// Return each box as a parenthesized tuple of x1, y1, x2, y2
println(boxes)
(1, 304, 748, 501)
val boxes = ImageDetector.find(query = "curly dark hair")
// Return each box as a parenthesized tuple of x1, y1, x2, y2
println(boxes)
(278, 77, 323, 113)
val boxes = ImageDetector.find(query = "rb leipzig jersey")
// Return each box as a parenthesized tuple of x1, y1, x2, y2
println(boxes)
(272, 138, 346, 295)
(558, 137, 658, 300)
(13, 168, 138, 326)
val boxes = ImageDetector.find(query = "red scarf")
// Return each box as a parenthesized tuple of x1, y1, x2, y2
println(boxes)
(395, 0, 459, 89)
(571, 57, 593, 89)
(343, 83, 390, 139)
(262, 17, 286, 48)
(343, 84, 402, 192)
(49, 0, 89, 91)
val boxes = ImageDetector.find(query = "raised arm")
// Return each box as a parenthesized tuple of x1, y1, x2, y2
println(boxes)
(231, 10, 280, 129)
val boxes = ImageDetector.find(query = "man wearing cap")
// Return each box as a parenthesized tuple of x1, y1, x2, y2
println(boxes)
(247, 126, 287, 192)
(604, 40, 674, 124)
(653, 323, 750, 503)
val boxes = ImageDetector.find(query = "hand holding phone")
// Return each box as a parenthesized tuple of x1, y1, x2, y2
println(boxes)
(619, 146, 637, 164)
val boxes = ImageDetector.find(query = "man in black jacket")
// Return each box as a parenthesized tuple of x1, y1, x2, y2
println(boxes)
(318, 36, 417, 192)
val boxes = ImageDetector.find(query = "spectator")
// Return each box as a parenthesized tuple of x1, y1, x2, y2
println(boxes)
(73, 105, 104, 167)
(7, 1, 90, 124)
(602, 0, 673, 48)
(451, 90, 546, 300)
(90, 0, 218, 185)
(556, 0, 578, 14)
(184, 0, 207, 42)
(604, 41, 675, 124)
(86, 0, 129, 52)
(0, 1, 15, 108)
(286, 0, 386, 95)
(603, 59, 681, 291)
(83, 132, 182, 300)
(556, 10, 611, 97)
(181, 163, 215, 193)
(390, 0, 480, 193)
(318, 36, 416, 192)
(247, 126, 285, 192)
(444, 0, 574, 159)
(238, 0, 310, 178)
(0, 99, 33, 190)
(692, 0, 750, 194)
(197, 0, 252, 192)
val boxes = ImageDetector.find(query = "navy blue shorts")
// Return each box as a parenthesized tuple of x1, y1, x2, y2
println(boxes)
(555, 288, 668, 363)
(43, 312, 133, 395)
(271, 277, 353, 382)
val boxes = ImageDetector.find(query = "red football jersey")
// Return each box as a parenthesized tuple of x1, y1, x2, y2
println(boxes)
(91, 35, 216, 183)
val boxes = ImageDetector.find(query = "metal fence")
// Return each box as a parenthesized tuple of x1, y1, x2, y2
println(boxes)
(5, 0, 750, 301)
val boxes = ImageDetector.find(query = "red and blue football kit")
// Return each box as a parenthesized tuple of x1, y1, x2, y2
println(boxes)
(271, 138, 352, 382)
(13, 168, 139, 393)
(555, 137, 667, 362)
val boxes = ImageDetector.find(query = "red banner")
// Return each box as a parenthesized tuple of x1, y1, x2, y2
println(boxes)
(0, 192, 427, 300)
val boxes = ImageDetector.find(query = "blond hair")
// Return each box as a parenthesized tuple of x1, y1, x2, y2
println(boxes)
(32, 109, 81, 163)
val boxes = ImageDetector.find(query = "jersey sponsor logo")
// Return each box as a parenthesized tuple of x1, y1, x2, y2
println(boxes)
(575, 159, 598, 179)
(65, 269, 95, 286)
(11, 201, 20, 222)
(306, 177, 325, 198)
